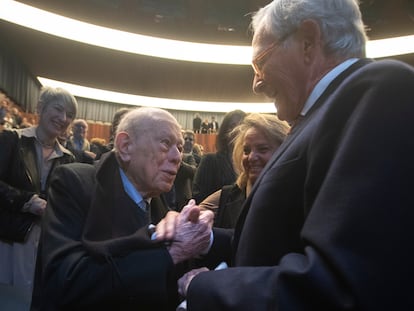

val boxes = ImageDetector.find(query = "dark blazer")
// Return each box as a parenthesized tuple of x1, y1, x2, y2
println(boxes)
(208, 121, 219, 132)
(192, 117, 202, 132)
(175, 161, 196, 211)
(162, 161, 196, 211)
(0, 129, 74, 242)
(200, 121, 209, 134)
(192, 152, 237, 204)
(214, 184, 245, 229)
(31, 151, 179, 310)
(187, 59, 414, 310)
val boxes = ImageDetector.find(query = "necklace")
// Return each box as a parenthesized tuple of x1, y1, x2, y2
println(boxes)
(35, 128, 55, 149)
(38, 140, 55, 149)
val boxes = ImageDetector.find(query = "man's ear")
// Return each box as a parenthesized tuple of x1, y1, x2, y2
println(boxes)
(297, 19, 321, 62)
(115, 132, 132, 162)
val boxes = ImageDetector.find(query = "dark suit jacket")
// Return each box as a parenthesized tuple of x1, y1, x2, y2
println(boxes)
(175, 161, 196, 211)
(214, 184, 246, 229)
(208, 121, 219, 132)
(31, 151, 179, 310)
(187, 59, 414, 310)
(192, 152, 237, 204)
(193, 117, 202, 132)
(162, 161, 196, 211)
(0, 129, 74, 242)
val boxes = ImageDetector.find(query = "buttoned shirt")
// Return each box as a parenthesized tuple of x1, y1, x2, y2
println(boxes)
(119, 168, 151, 211)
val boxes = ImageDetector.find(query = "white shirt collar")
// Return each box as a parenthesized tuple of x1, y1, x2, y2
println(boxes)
(20, 126, 68, 156)
(301, 58, 359, 116)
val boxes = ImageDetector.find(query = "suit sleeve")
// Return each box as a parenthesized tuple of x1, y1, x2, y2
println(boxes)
(186, 61, 414, 310)
(192, 154, 218, 203)
(0, 130, 35, 211)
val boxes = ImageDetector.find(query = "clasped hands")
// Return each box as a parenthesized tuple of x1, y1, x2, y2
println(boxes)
(23, 194, 47, 215)
(155, 199, 214, 265)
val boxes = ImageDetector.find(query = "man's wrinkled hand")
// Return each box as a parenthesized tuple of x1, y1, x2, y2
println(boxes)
(155, 199, 207, 241)
(162, 199, 214, 264)
(155, 210, 179, 242)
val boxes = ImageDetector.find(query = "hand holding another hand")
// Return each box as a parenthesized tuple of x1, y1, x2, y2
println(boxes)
(24, 194, 47, 216)
(156, 199, 214, 264)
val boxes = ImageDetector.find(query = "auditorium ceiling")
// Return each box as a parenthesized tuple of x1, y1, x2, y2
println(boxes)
(0, 0, 413, 107)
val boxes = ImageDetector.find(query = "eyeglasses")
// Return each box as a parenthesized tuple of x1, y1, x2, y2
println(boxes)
(251, 41, 279, 78)
(184, 137, 194, 142)
(251, 31, 294, 78)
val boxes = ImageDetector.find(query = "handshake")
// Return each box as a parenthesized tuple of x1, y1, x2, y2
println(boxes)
(155, 199, 214, 264)
(156, 199, 225, 308)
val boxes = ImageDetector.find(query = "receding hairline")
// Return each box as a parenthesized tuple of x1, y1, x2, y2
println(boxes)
(117, 107, 181, 134)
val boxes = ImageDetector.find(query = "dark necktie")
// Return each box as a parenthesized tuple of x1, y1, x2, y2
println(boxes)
(140, 200, 150, 212)
(139, 200, 151, 223)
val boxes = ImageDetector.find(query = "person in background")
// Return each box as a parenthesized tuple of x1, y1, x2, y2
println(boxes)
(192, 113, 202, 134)
(69, 119, 90, 152)
(31, 107, 213, 310)
(200, 118, 209, 134)
(89, 137, 109, 160)
(200, 113, 289, 229)
(106, 107, 131, 151)
(0, 89, 8, 131)
(162, 160, 197, 212)
(182, 130, 200, 167)
(0, 86, 77, 308)
(159, 0, 414, 309)
(192, 143, 204, 167)
(192, 109, 247, 204)
(163, 130, 197, 211)
(208, 116, 219, 133)
(19, 117, 33, 129)
(192, 143, 203, 159)
(10, 107, 23, 129)
(66, 119, 96, 163)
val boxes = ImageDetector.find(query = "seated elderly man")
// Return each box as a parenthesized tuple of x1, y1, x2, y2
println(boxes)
(31, 107, 213, 310)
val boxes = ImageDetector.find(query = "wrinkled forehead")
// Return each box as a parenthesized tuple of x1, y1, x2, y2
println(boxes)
(252, 30, 276, 55)
(141, 116, 182, 139)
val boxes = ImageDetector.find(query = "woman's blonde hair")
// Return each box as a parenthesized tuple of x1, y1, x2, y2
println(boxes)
(231, 113, 290, 189)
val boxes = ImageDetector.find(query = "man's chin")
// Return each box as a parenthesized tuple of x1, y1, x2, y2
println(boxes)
(275, 107, 287, 121)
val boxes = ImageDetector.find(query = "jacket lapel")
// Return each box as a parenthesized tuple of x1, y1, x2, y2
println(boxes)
(20, 136, 41, 193)
(232, 59, 373, 254)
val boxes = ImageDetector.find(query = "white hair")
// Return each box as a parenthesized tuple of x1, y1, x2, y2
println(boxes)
(251, 0, 368, 58)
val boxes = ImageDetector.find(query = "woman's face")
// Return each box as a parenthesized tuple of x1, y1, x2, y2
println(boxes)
(38, 100, 76, 139)
(242, 127, 281, 185)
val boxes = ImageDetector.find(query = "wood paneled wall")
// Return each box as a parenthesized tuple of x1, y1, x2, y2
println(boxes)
(20, 113, 217, 152)
(194, 134, 216, 153)
(86, 120, 111, 143)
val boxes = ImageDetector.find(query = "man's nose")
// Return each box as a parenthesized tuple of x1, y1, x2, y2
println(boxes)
(171, 147, 182, 164)
(252, 77, 266, 94)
